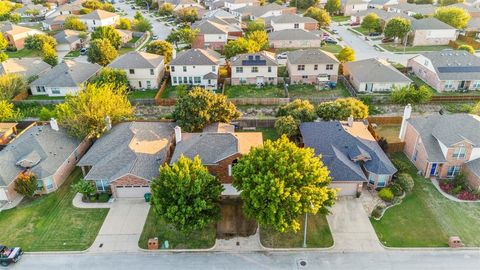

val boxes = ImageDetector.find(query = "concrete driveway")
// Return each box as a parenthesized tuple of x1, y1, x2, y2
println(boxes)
(89, 199, 150, 253)
(327, 196, 383, 252)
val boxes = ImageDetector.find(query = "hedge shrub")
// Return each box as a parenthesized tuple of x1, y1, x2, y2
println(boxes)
(396, 173, 414, 193)
(389, 183, 403, 197)
(378, 188, 394, 202)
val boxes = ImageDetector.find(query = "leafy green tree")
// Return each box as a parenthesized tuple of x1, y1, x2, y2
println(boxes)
(384, 17, 411, 40)
(176, 8, 197, 23)
(64, 16, 87, 31)
(82, 0, 102, 10)
(167, 27, 199, 49)
(14, 172, 38, 199)
(336, 46, 355, 63)
(173, 87, 241, 132)
(245, 20, 265, 34)
(118, 18, 131, 30)
(87, 38, 118, 66)
(325, 0, 341, 15)
(146, 40, 173, 63)
(42, 43, 57, 66)
(224, 37, 261, 58)
(134, 11, 144, 21)
(25, 34, 57, 50)
(8, 13, 20, 23)
(0, 32, 7, 62)
(93, 67, 128, 89)
(335, 97, 369, 119)
(473, 101, 480, 115)
(304, 7, 331, 28)
(38, 107, 56, 121)
(439, 0, 460, 6)
(134, 17, 153, 32)
(289, 0, 319, 9)
(72, 179, 96, 198)
(390, 85, 432, 105)
(0, 73, 27, 100)
(361, 13, 381, 33)
(80, 8, 92, 14)
(246, 30, 269, 50)
(276, 99, 316, 122)
(434, 6, 471, 29)
(315, 101, 349, 120)
(458, 45, 475, 54)
(91, 26, 122, 49)
(0, 1, 14, 21)
(275, 115, 300, 138)
(158, 3, 174, 16)
(0, 100, 14, 121)
(396, 173, 414, 193)
(151, 155, 223, 232)
(55, 83, 133, 138)
(233, 135, 336, 232)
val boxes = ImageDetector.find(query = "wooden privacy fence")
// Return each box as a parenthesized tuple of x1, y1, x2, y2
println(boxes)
(430, 95, 480, 103)
(367, 116, 402, 125)
(367, 116, 405, 154)
(234, 118, 276, 128)
(229, 98, 290, 106)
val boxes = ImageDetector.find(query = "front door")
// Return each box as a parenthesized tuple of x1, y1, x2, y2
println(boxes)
(430, 163, 438, 176)
(459, 81, 466, 89)
(365, 83, 373, 92)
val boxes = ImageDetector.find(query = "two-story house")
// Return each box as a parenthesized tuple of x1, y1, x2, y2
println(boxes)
(266, 14, 318, 32)
(169, 48, 224, 90)
(286, 49, 340, 85)
(341, 0, 369, 16)
(400, 107, 480, 190)
(407, 51, 480, 92)
(79, 9, 119, 31)
(0, 23, 45, 50)
(108, 51, 165, 90)
(192, 17, 243, 50)
(410, 18, 458, 47)
(230, 51, 278, 86)
(231, 3, 295, 21)
(224, 0, 259, 11)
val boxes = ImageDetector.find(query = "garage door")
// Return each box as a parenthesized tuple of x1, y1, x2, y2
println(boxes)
(0, 188, 8, 201)
(115, 186, 150, 198)
(330, 183, 358, 196)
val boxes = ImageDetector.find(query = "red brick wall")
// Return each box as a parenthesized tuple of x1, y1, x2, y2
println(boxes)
(437, 142, 473, 179)
(403, 122, 430, 176)
(52, 138, 92, 191)
(206, 153, 242, 184)
(192, 35, 205, 49)
(464, 166, 480, 191)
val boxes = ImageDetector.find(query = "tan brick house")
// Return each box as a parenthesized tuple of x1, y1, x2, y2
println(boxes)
(286, 49, 340, 85)
(78, 122, 175, 198)
(0, 23, 45, 50)
(409, 18, 458, 47)
(230, 51, 278, 86)
(192, 17, 243, 50)
(400, 108, 480, 190)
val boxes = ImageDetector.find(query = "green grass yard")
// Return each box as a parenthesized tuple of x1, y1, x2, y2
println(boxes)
(26, 95, 65, 100)
(6, 49, 42, 58)
(138, 208, 216, 249)
(321, 43, 343, 54)
(65, 50, 81, 58)
(224, 85, 286, 98)
(0, 169, 109, 251)
(128, 89, 158, 99)
(260, 214, 333, 248)
(160, 84, 177, 99)
(288, 82, 350, 100)
(352, 26, 371, 35)
(371, 153, 480, 247)
(381, 44, 450, 53)
(237, 127, 279, 142)
(332, 16, 350, 22)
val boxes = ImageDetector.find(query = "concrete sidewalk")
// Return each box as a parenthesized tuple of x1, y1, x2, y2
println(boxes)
(89, 198, 150, 253)
(327, 196, 383, 252)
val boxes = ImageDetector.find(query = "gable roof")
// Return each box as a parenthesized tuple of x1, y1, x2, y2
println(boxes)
(109, 51, 164, 69)
(388, 3, 437, 15)
(268, 13, 317, 24)
(344, 58, 412, 83)
(268, 29, 320, 41)
(286, 49, 339, 65)
(412, 17, 456, 30)
(80, 9, 118, 20)
(233, 3, 284, 17)
(30, 60, 101, 88)
(54, 29, 82, 44)
(354, 9, 413, 21)
(0, 23, 42, 36)
(78, 122, 174, 182)
(170, 48, 222, 66)
(419, 51, 480, 80)
(0, 124, 80, 186)
(300, 121, 397, 182)
(230, 51, 277, 66)
(0, 58, 50, 78)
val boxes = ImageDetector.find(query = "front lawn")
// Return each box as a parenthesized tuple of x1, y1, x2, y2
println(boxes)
(26, 95, 65, 100)
(371, 153, 480, 247)
(321, 43, 343, 54)
(381, 44, 451, 53)
(224, 85, 286, 98)
(0, 169, 109, 251)
(332, 16, 350, 22)
(65, 50, 81, 58)
(128, 89, 158, 99)
(138, 208, 216, 249)
(352, 26, 372, 35)
(6, 49, 42, 58)
(260, 214, 333, 248)
(288, 82, 350, 100)
(119, 47, 135, 55)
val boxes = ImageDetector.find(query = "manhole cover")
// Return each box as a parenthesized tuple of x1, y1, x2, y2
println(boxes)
(297, 259, 307, 268)
(99, 243, 103, 248)
(236, 242, 240, 246)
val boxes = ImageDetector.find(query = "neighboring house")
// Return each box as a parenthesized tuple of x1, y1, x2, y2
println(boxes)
(286, 49, 340, 85)
(108, 51, 165, 90)
(43, 14, 70, 31)
(0, 23, 45, 50)
(410, 18, 458, 47)
(466, 17, 480, 37)
(344, 58, 412, 92)
(0, 121, 90, 202)
(351, 8, 413, 25)
(30, 60, 101, 97)
(0, 123, 17, 145)
(400, 111, 480, 190)
(192, 17, 243, 50)
(386, 3, 437, 17)
(407, 51, 480, 92)
(341, 0, 369, 16)
(170, 123, 263, 194)
(265, 14, 318, 32)
(0, 58, 50, 80)
(368, 0, 399, 9)
(224, 0, 258, 11)
(203, 8, 237, 19)
(161, 0, 205, 11)
(78, 122, 175, 198)
(268, 29, 322, 49)
(451, 3, 480, 18)
(230, 51, 278, 85)
(13, 4, 54, 21)
(116, 29, 133, 44)
(231, 3, 295, 20)
(79, 9, 120, 31)
(169, 48, 224, 90)
(54, 30, 85, 52)
(300, 120, 397, 196)
(58, 3, 83, 15)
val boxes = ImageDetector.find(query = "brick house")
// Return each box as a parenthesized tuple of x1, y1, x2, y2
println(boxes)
(230, 51, 278, 85)
(265, 14, 318, 32)
(286, 49, 340, 85)
(192, 17, 243, 50)
(407, 51, 480, 92)
(170, 123, 263, 194)
(300, 119, 397, 196)
(409, 18, 458, 47)
(400, 107, 480, 190)
(0, 120, 90, 202)
(0, 23, 45, 50)
(78, 122, 175, 198)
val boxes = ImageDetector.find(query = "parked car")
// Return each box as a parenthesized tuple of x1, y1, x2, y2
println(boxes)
(332, 29, 339, 34)
(369, 32, 381, 37)
(131, 6, 135, 9)
(152, 35, 159, 40)
(322, 32, 329, 37)
(276, 52, 287, 60)
(0, 246, 23, 267)
(324, 37, 337, 44)
(381, 37, 394, 43)
(80, 48, 88, 55)
(350, 22, 360, 26)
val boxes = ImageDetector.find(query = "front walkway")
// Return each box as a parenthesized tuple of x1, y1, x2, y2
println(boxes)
(327, 196, 384, 252)
(88, 198, 150, 253)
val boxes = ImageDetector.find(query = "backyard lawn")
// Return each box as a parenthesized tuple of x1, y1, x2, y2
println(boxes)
(6, 49, 42, 58)
(139, 208, 216, 249)
(372, 124, 401, 143)
(128, 89, 158, 99)
(288, 82, 350, 100)
(224, 85, 286, 98)
(237, 127, 279, 142)
(0, 169, 109, 251)
(381, 44, 450, 53)
(321, 43, 343, 54)
(371, 153, 480, 247)
(160, 85, 178, 99)
(260, 214, 333, 248)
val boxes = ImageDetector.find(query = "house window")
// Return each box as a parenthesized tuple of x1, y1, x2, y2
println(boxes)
(37, 179, 44, 191)
(368, 174, 375, 185)
(251, 67, 258, 73)
(171, 66, 175, 72)
(95, 180, 109, 192)
(240, 78, 246, 84)
(93, 20, 96, 25)
(36, 86, 46, 93)
(129, 69, 135, 74)
(51, 88, 61, 95)
(447, 166, 461, 178)
(183, 66, 187, 72)
(138, 81, 142, 88)
(188, 77, 193, 84)
(302, 75, 308, 79)
(183, 77, 188, 83)
(472, 80, 480, 89)
(268, 66, 272, 72)
(298, 65, 305, 71)
(194, 77, 201, 83)
(44, 177, 54, 190)
(377, 175, 388, 187)
(453, 146, 466, 159)
(294, 23, 299, 29)
(236, 67, 243, 73)
(314, 64, 318, 70)
(173, 76, 178, 84)
(150, 69, 154, 75)
(212, 66, 216, 72)
(146, 81, 151, 88)
(444, 80, 454, 89)
(326, 64, 334, 70)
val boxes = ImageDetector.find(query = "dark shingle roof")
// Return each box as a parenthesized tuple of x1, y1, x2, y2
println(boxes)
(170, 48, 222, 66)
(108, 51, 164, 69)
(286, 49, 339, 65)
(344, 58, 412, 83)
(30, 60, 101, 88)
(412, 18, 455, 30)
(418, 51, 480, 80)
